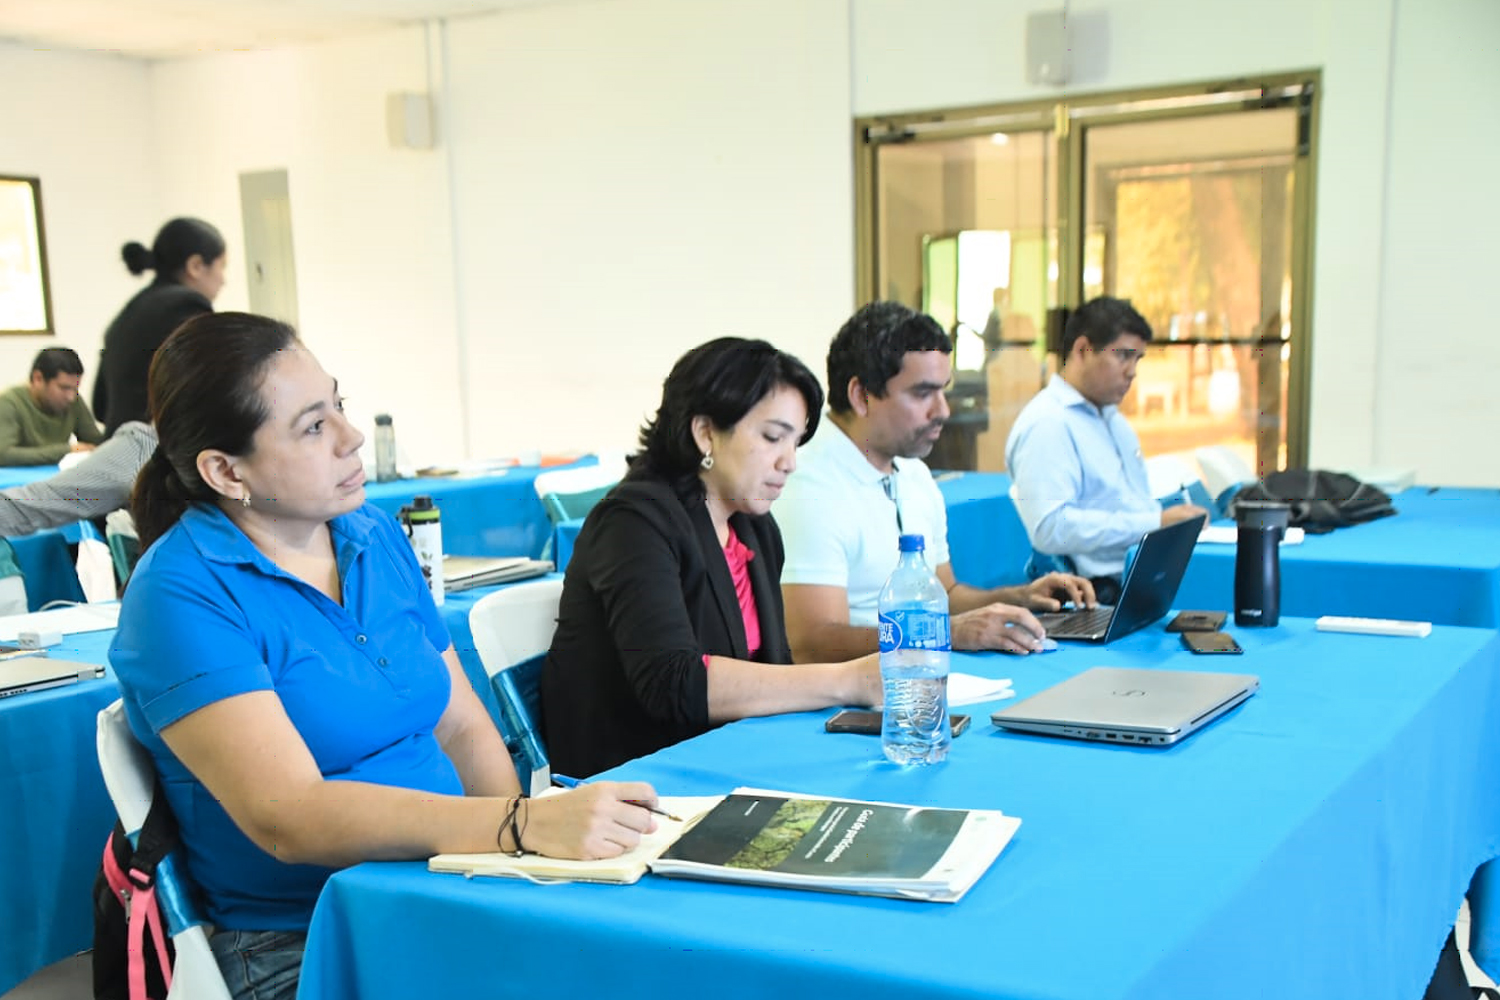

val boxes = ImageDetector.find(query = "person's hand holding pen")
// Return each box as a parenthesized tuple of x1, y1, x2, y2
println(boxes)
(553, 774, 682, 821)
(520, 776, 662, 859)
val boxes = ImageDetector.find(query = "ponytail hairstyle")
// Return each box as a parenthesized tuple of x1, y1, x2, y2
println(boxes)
(132, 312, 298, 550)
(121, 217, 225, 282)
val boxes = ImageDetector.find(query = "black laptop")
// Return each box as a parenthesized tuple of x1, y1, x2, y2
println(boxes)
(1035, 513, 1206, 643)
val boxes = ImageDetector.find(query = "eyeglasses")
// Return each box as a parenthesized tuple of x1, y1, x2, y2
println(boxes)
(1102, 347, 1144, 365)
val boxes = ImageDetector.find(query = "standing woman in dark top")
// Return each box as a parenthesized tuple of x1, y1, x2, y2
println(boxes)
(542, 337, 882, 778)
(94, 217, 226, 436)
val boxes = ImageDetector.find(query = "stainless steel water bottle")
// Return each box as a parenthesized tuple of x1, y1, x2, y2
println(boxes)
(1234, 501, 1290, 627)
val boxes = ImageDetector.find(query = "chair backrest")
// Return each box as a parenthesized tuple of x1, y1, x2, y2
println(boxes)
(1194, 445, 1256, 504)
(104, 509, 142, 589)
(469, 578, 565, 797)
(533, 454, 626, 526)
(96, 699, 233, 1000)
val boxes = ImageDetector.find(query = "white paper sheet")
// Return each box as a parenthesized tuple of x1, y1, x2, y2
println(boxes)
(1198, 525, 1304, 545)
(948, 671, 1015, 706)
(0, 602, 122, 642)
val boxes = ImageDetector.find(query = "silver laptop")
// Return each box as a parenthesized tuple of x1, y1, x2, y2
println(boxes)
(1034, 513, 1206, 643)
(443, 556, 553, 593)
(990, 666, 1258, 746)
(0, 656, 106, 700)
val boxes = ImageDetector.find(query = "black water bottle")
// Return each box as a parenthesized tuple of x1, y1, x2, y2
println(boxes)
(1234, 501, 1290, 627)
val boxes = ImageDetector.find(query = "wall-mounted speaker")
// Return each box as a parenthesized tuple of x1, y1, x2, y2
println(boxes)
(386, 92, 437, 150)
(1026, 10, 1069, 86)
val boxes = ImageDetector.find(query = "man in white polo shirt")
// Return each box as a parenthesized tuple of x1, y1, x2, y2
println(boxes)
(775, 301, 1093, 661)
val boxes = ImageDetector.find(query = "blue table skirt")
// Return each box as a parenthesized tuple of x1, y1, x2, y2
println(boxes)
(300, 619, 1500, 1000)
(935, 470, 1026, 588)
(0, 628, 119, 995)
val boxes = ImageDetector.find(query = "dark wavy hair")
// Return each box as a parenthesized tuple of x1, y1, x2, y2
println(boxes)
(631, 337, 824, 495)
(1061, 296, 1154, 357)
(131, 312, 298, 550)
(121, 217, 225, 282)
(826, 301, 950, 414)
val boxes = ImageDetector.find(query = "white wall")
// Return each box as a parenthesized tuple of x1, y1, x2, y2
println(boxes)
(146, 27, 462, 464)
(0, 44, 158, 398)
(8, 0, 1496, 483)
(443, 0, 853, 459)
(1372, 0, 1500, 484)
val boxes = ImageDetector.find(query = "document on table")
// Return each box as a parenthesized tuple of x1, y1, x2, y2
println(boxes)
(948, 672, 1015, 706)
(0, 602, 121, 642)
(1198, 525, 1305, 545)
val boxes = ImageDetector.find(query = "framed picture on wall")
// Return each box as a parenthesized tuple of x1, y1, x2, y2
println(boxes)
(0, 176, 55, 336)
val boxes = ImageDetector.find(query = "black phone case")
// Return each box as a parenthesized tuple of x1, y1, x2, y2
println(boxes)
(1180, 631, 1244, 654)
(1166, 610, 1228, 633)
(824, 711, 970, 736)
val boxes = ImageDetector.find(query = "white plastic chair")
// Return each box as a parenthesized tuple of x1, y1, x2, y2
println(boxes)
(1144, 453, 1213, 509)
(532, 452, 626, 525)
(1195, 445, 1257, 504)
(96, 699, 233, 1000)
(469, 578, 565, 797)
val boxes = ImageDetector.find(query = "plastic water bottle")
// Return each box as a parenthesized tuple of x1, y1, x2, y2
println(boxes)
(399, 494, 444, 605)
(877, 533, 951, 765)
(374, 414, 399, 483)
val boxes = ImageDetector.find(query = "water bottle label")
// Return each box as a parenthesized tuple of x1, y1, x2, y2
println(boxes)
(877, 609, 951, 653)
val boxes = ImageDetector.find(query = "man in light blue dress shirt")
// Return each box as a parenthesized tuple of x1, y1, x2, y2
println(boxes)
(1005, 297, 1209, 599)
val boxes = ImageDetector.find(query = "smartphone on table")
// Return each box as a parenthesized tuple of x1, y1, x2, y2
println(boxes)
(824, 709, 971, 737)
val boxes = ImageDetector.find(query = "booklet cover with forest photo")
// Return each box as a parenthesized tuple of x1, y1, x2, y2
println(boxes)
(649, 788, 1020, 903)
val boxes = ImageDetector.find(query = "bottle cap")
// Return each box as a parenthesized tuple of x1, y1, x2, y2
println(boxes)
(411, 494, 435, 511)
(375, 413, 393, 426)
(897, 533, 926, 552)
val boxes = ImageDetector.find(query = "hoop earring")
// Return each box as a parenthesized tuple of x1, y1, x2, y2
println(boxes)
(241, 493, 252, 509)
(700, 454, 714, 471)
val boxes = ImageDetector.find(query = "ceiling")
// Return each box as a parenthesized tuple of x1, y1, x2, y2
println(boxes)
(0, 0, 554, 61)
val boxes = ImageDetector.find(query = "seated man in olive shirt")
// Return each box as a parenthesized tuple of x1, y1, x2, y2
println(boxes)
(0, 347, 104, 466)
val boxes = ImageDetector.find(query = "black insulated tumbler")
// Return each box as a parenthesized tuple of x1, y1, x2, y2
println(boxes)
(1234, 501, 1290, 627)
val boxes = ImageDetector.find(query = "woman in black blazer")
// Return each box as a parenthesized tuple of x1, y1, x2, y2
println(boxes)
(542, 338, 881, 777)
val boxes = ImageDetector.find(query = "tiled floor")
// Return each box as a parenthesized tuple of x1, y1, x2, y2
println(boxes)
(3, 952, 89, 1000)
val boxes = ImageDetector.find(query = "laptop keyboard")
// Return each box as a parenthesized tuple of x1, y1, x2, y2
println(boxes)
(1037, 605, 1115, 639)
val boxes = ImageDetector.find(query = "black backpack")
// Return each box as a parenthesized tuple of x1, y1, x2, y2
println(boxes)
(1229, 469, 1397, 534)
(92, 785, 180, 1000)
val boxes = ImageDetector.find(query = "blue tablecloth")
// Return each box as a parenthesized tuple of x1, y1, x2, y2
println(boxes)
(0, 464, 59, 489)
(1178, 486, 1500, 627)
(0, 627, 119, 995)
(299, 618, 1500, 1000)
(365, 459, 595, 562)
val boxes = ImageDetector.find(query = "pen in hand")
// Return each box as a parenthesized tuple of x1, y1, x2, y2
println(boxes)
(551, 774, 683, 822)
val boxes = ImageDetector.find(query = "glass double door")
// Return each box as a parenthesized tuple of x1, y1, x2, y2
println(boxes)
(858, 77, 1317, 477)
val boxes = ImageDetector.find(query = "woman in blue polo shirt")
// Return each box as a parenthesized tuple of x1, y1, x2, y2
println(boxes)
(109, 312, 660, 1000)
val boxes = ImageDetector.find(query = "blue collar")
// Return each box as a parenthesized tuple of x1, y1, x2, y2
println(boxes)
(179, 502, 377, 575)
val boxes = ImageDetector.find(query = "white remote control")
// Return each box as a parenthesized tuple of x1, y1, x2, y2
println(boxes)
(1315, 616, 1431, 637)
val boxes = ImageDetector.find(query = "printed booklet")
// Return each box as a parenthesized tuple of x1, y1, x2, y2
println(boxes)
(430, 788, 1019, 902)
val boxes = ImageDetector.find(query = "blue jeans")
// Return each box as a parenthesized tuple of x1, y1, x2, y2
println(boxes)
(210, 929, 306, 1000)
